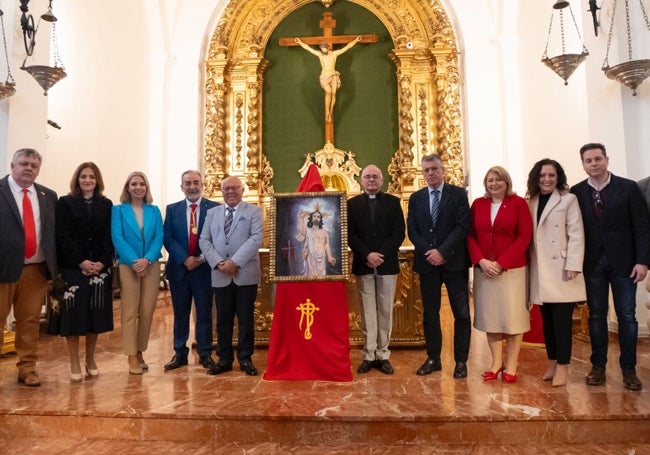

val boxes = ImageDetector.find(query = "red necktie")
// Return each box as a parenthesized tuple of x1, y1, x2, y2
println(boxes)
(22, 188, 37, 258)
(188, 203, 198, 256)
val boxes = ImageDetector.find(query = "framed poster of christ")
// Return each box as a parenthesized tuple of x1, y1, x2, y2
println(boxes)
(269, 192, 348, 282)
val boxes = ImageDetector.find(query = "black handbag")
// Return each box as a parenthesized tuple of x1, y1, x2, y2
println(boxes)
(46, 275, 66, 336)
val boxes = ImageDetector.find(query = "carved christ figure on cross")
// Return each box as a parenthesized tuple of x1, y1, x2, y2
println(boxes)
(294, 36, 362, 123)
(279, 12, 377, 143)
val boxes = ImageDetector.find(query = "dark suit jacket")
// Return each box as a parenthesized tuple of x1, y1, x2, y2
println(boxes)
(0, 175, 57, 282)
(407, 183, 470, 274)
(571, 174, 650, 276)
(163, 198, 219, 282)
(348, 191, 405, 276)
(55, 195, 114, 270)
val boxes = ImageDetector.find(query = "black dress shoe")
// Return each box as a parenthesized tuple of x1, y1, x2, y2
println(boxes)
(207, 363, 233, 375)
(199, 355, 216, 369)
(453, 361, 468, 379)
(623, 371, 642, 391)
(416, 358, 442, 376)
(239, 362, 258, 376)
(585, 366, 606, 386)
(164, 354, 188, 371)
(377, 359, 394, 375)
(357, 360, 374, 374)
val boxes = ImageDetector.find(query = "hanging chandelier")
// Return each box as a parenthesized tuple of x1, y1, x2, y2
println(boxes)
(602, 0, 650, 96)
(0, 8, 16, 100)
(541, 0, 589, 86)
(19, 0, 67, 95)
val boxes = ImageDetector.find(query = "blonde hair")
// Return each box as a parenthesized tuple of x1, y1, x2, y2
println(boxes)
(120, 171, 153, 204)
(483, 166, 515, 197)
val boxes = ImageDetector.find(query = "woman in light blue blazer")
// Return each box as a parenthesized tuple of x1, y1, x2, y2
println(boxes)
(111, 171, 163, 375)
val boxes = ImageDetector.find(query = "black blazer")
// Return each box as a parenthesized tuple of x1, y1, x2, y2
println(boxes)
(347, 191, 405, 276)
(407, 183, 470, 274)
(571, 174, 650, 276)
(0, 175, 58, 282)
(55, 195, 115, 270)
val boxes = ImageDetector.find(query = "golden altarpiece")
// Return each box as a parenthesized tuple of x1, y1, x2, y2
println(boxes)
(202, 0, 464, 345)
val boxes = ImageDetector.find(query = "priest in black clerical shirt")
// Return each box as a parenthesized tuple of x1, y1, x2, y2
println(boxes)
(347, 164, 405, 375)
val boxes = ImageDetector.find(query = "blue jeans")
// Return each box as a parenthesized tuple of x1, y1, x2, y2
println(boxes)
(585, 255, 639, 372)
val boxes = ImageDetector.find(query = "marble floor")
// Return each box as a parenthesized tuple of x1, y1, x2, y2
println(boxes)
(0, 293, 648, 454)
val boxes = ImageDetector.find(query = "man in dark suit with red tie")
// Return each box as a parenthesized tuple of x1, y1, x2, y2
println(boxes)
(163, 170, 219, 370)
(0, 148, 57, 387)
(407, 154, 471, 379)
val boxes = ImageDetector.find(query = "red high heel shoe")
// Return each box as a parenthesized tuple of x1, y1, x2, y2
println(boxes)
(481, 366, 504, 381)
(502, 372, 518, 383)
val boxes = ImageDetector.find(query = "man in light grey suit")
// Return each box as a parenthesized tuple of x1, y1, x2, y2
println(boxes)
(199, 176, 263, 376)
(0, 149, 57, 387)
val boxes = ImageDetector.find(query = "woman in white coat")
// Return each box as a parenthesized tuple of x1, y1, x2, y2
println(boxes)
(526, 159, 586, 386)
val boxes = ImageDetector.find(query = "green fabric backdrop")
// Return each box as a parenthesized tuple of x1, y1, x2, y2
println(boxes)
(263, 2, 397, 193)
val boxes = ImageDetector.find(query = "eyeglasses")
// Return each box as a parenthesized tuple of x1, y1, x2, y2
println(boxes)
(362, 174, 381, 180)
(222, 186, 242, 192)
(593, 190, 603, 209)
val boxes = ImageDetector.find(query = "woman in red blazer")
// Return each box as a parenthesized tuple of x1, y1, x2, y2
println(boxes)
(467, 166, 533, 383)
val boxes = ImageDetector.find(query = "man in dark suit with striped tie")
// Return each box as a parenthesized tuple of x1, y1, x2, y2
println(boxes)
(163, 171, 219, 370)
(407, 154, 471, 379)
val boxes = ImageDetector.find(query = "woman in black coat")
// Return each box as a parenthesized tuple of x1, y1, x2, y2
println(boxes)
(55, 162, 114, 382)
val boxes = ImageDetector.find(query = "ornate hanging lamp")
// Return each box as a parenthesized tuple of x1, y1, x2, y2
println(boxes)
(19, 0, 66, 95)
(0, 8, 16, 100)
(542, 0, 590, 85)
(602, 0, 650, 96)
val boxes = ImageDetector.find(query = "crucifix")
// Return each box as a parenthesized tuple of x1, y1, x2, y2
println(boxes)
(280, 12, 377, 144)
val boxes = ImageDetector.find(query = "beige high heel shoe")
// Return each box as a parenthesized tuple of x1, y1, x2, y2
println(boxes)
(136, 351, 149, 370)
(128, 355, 143, 375)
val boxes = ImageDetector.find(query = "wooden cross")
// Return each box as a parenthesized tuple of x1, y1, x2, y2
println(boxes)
(280, 12, 378, 144)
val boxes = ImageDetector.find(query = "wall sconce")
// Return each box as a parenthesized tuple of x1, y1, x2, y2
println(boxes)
(588, 0, 601, 36)
(602, 0, 650, 96)
(19, 0, 66, 95)
(541, 0, 589, 85)
(0, 8, 16, 99)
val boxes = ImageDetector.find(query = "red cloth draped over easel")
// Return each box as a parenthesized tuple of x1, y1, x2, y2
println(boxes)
(264, 164, 352, 381)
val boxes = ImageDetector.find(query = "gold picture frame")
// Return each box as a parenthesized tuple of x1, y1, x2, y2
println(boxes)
(269, 192, 349, 282)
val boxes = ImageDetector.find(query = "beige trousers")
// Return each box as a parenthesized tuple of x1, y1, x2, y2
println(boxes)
(119, 262, 161, 355)
(0, 263, 49, 374)
(356, 273, 398, 361)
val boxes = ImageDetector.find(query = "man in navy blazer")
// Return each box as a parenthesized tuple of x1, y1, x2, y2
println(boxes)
(199, 176, 263, 376)
(407, 154, 471, 379)
(0, 149, 57, 387)
(571, 143, 650, 391)
(163, 171, 219, 370)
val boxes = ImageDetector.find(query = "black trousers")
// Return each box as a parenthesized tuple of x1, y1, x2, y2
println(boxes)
(540, 302, 575, 365)
(213, 282, 258, 365)
(418, 268, 471, 362)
